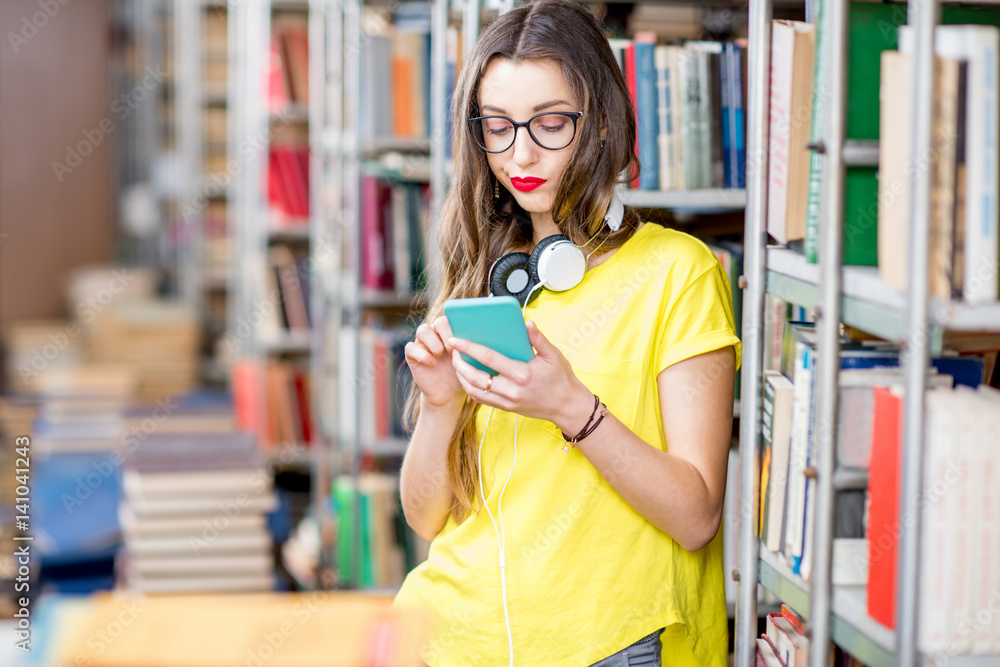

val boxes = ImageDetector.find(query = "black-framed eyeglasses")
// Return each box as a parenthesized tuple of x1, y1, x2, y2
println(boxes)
(468, 111, 583, 153)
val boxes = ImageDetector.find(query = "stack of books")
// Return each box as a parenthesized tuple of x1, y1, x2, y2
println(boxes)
(88, 300, 200, 404)
(1, 320, 85, 394)
(31, 364, 137, 454)
(119, 432, 277, 594)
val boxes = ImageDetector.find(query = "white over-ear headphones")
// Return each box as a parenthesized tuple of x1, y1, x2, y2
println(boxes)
(488, 191, 625, 306)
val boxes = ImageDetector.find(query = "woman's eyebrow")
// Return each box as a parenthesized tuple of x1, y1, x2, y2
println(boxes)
(480, 99, 573, 114)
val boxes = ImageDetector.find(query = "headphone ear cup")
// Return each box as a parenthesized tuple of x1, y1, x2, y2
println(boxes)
(526, 235, 571, 285)
(528, 234, 586, 297)
(489, 252, 534, 305)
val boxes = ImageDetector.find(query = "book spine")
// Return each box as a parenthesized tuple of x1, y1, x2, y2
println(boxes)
(803, 0, 825, 263)
(768, 24, 792, 244)
(761, 377, 776, 539)
(918, 392, 955, 654)
(655, 46, 672, 192)
(963, 33, 1000, 303)
(784, 342, 811, 573)
(624, 41, 639, 188)
(635, 37, 659, 191)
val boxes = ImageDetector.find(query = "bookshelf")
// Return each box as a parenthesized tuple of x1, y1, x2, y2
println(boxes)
(227, 0, 319, 476)
(735, 1, 1000, 666)
(169, 0, 235, 385)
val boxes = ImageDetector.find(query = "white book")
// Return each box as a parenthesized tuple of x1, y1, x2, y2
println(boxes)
(127, 529, 270, 558)
(123, 467, 272, 499)
(900, 25, 1000, 303)
(976, 385, 1000, 653)
(784, 343, 812, 573)
(655, 45, 673, 191)
(831, 537, 867, 586)
(119, 506, 265, 537)
(359, 326, 377, 447)
(129, 552, 272, 576)
(952, 386, 984, 653)
(338, 326, 358, 443)
(126, 571, 273, 594)
(391, 185, 411, 294)
(919, 389, 961, 654)
(127, 490, 278, 518)
(667, 46, 686, 190)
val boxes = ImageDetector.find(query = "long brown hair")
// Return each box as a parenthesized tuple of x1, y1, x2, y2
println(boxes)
(404, 0, 640, 523)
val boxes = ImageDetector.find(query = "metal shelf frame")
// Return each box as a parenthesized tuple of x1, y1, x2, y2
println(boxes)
(736, 0, 1000, 666)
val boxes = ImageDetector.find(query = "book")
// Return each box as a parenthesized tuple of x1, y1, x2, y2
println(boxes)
(898, 24, 1000, 303)
(877, 51, 961, 299)
(762, 370, 794, 553)
(804, 2, 906, 266)
(634, 32, 659, 191)
(767, 21, 815, 246)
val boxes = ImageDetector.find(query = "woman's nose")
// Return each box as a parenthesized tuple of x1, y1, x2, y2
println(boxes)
(510, 125, 538, 167)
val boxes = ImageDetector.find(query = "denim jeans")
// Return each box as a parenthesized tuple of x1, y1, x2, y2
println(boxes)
(586, 628, 663, 667)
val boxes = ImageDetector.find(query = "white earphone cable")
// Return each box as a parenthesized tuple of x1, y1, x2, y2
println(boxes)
(477, 406, 518, 667)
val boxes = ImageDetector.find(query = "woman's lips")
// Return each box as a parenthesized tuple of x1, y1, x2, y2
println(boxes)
(510, 177, 547, 192)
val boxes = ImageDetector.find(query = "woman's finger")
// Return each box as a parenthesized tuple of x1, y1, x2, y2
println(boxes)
(447, 337, 530, 382)
(451, 349, 494, 391)
(415, 322, 446, 357)
(431, 316, 455, 352)
(404, 341, 435, 366)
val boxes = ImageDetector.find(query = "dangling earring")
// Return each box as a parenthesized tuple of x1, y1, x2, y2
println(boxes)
(600, 138, 606, 151)
(494, 181, 500, 199)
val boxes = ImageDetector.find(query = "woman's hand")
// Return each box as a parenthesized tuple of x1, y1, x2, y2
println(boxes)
(404, 316, 465, 411)
(448, 320, 594, 434)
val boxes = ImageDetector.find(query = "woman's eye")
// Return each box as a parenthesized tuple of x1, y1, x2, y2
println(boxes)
(538, 122, 566, 133)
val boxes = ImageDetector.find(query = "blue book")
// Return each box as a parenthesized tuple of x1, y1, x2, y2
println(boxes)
(720, 43, 733, 188)
(634, 37, 659, 191)
(729, 43, 747, 188)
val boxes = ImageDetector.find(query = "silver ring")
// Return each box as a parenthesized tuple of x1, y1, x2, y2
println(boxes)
(485, 376, 493, 393)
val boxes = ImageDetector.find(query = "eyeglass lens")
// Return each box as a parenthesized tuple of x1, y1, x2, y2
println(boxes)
(474, 113, 577, 152)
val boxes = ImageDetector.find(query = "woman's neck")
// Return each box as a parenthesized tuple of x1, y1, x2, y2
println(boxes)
(529, 211, 560, 247)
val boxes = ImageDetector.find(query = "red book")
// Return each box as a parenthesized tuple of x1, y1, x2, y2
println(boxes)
(867, 386, 903, 628)
(231, 359, 265, 445)
(293, 367, 313, 445)
(623, 41, 638, 188)
(273, 148, 308, 217)
(361, 177, 394, 289)
(267, 38, 289, 111)
(373, 334, 389, 440)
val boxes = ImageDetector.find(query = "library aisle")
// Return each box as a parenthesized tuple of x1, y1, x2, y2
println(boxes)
(0, 0, 998, 666)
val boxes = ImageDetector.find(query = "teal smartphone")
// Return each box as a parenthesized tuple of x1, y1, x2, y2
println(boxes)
(443, 296, 535, 376)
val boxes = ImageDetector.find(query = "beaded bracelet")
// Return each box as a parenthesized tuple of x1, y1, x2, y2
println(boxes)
(560, 394, 609, 452)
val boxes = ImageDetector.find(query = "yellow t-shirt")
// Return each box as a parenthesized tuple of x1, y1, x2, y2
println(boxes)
(393, 222, 742, 667)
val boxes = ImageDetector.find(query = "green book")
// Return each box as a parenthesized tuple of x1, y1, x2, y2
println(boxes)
(333, 476, 356, 585)
(803, 2, 904, 266)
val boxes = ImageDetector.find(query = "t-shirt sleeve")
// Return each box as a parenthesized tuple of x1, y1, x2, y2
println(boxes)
(654, 260, 742, 376)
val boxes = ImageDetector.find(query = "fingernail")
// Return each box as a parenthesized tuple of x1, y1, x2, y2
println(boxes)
(448, 337, 463, 350)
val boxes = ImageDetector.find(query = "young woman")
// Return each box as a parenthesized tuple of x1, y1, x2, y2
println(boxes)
(392, 1, 741, 665)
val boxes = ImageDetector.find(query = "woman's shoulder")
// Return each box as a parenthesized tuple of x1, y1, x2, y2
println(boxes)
(624, 222, 723, 280)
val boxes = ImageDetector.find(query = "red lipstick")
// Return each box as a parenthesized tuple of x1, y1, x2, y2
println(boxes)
(510, 177, 547, 192)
